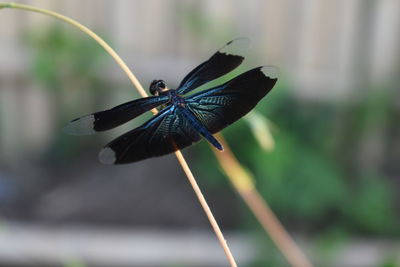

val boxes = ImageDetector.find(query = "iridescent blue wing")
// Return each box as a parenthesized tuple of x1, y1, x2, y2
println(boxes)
(176, 38, 250, 95)
(64, 95, 169, 135)
(185, 66, 278, 133)
(99, 106, 201, 164)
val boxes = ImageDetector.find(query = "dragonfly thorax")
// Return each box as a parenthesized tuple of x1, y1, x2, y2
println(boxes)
(169, 90, 186, 106)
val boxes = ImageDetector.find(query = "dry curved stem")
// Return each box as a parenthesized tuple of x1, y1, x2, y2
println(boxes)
(213, 133, 313, 267)
(0, 2, 237, 266)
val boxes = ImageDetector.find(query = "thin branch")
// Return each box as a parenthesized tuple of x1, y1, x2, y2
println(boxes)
(213, 133, 313, 267)
(174, 151, 237, 266)
(0, 2, 237, 266)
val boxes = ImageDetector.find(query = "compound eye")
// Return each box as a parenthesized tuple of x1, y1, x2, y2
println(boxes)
(157, 81, 166, 89)
(149, 86, 157, 95)
(149, 80, 159, 95)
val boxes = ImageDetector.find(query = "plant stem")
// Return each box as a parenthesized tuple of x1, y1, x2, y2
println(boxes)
(0, 2, 237, 266)
(213, 133, 313, 267)
(174, 151, 237, 266)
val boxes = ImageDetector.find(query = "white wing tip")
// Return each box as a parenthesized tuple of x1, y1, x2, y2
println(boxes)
(220, 38, 251, 56)
(261, 66, 279, 80)
(63, 115, 96, 136)
(99, 147, 116, 164)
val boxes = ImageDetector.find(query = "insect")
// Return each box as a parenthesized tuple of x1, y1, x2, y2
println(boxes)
(64, 38, 278, 164)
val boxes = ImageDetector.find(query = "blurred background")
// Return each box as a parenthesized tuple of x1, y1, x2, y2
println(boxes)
(0, 0, 399, 266)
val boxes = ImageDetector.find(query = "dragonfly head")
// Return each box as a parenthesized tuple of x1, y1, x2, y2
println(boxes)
(149, 80, 168, 96)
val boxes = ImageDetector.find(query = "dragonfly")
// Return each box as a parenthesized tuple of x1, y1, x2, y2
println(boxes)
(64, 38, 278, 164)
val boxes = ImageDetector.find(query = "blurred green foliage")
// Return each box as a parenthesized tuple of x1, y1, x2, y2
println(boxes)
(194, 79, 399, 265)
(24, 25, 107, 89)
(23, 25, 113, 164)
(196, 81, 399, 234)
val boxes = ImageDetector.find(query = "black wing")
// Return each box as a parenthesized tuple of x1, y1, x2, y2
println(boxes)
(185, 66, 278, 133)
(176, 38, 250, 95)
(64, 95, 169, 135)
(98, 106, 202, 164)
